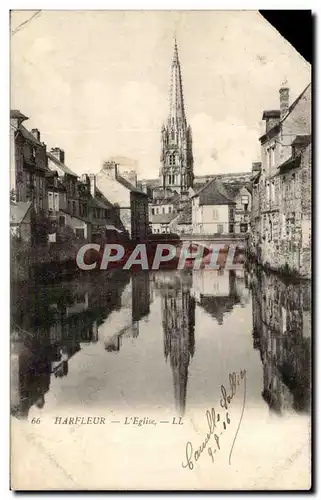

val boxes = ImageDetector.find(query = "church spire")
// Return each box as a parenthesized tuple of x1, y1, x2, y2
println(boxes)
(168, 38, 186, 129)
(160, 38, 194, 194)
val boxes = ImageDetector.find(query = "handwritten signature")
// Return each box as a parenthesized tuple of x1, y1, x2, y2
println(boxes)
(182, 368, 247, 470)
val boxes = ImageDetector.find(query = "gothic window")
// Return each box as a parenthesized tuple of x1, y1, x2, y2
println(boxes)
(169, 154, 176, 166)
(171, 130, 175, 140)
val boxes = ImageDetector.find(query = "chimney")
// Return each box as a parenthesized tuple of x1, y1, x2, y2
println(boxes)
(279, 85, 290, 119)
(102, 161, 118, 179)
(31, 128, 40, 142)
(141, 181, 148, 194)
(252, 162, 262, 172)
(121, 170, 137, 187)
(88, 174, 96, 198)
(50, 147, 65, 164)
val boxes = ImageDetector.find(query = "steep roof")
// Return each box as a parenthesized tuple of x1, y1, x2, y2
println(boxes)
(117, 174, 147, 195)
(292, 134, 311, 147)
(260, 83, 311, 143)
(10, 110, 28, 121)
(19, 125, 43, 147)
(90, 188, 114, 210)
(47, 151, 78, 178)
(282, 83, 311, 122)
(10, 202, 32, 224)
(193, 178, 236, 206)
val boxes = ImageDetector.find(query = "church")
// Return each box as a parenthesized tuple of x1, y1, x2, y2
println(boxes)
(138, 40, 252, 236)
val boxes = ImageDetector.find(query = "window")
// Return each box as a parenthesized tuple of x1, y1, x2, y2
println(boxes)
(152, 208, 155, 215)
(241, 195, 249, 205)
(54, 193, 59, 211)
(229, 224, 234, 234)
(213, 209, 219, 220)
(59, 215, 65, 226)
(171, 130, 175, 140)
(229, 208, 234, 219)
(168, 206, 172, 213)
(162, 207, 165, 214)
(72, 201, 76, 215)
(217, 224, 224, 234)
(75, 228, 85, 239)
(48, 192, 54, 211)
(169, 154, 176, 166)
(156, 207, 159, 214)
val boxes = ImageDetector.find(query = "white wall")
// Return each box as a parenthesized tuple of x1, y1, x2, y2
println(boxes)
(192, 198, 229, 234)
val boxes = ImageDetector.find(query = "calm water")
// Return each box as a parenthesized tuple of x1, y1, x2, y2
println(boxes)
(10, 266, 311, 419)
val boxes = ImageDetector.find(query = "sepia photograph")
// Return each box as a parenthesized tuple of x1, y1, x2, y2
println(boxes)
(9, 9, 312, 491)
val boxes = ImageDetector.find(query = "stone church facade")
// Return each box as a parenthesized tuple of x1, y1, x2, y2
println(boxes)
(160, 40, 194, 195)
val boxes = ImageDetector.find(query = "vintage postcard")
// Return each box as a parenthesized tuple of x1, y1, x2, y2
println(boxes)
(10, 10, 311, 490)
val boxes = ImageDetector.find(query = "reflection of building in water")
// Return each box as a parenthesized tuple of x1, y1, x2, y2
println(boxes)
(10, 338, 53, 419)
(10, 271, 130, 417)
(251, 266, 311, 414)
(156, 271, 195, 415)
(101, 272, 151, 351)
(192, 270, 244, 325)
(132, 272, 150, 322)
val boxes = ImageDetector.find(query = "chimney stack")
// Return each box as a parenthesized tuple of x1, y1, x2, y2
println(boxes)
(88, 174, 96, 198)
(50, 147, 65, 164)
(102, 161, 118, 179)
(141, 181, 148, 194)
(31, 128, 40, 142)
(252, 162, 262, 172)
(279, 85, 290, 119)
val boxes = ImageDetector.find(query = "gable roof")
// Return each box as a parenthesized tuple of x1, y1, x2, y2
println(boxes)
(11, 110, 28, 121)
(10, 202, 32, 224)
(90, 188, 114, 210)
(292, 134, 311, 147)
(19, 125, 43, 147)
(192, 178, 236, 206)
(282, 83, 311, 122)
(260, 83, 311, 143)
(117, 174, 147, 195)
(47, 151, 78, 178)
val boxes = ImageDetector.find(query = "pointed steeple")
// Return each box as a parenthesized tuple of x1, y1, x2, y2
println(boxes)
(168, 38, 186, 129)
(160, 37, 194, 193)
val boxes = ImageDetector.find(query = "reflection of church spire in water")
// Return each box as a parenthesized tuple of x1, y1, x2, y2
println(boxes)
(161, 273, 195, 415)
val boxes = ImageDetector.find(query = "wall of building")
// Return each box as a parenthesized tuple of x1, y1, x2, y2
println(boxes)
(63, 213, 90, 240)
(192, 199, 229, 234)
(131, 193, 149, 240)
(250, 85, 311, 278)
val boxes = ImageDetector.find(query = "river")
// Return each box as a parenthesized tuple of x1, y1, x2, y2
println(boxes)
(10, 266, 312, 489)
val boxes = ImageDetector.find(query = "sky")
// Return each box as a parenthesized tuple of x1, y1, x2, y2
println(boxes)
(10, 10, 311, 179)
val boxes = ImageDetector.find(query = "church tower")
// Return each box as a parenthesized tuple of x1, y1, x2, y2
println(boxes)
(160, 39, 194, 194)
